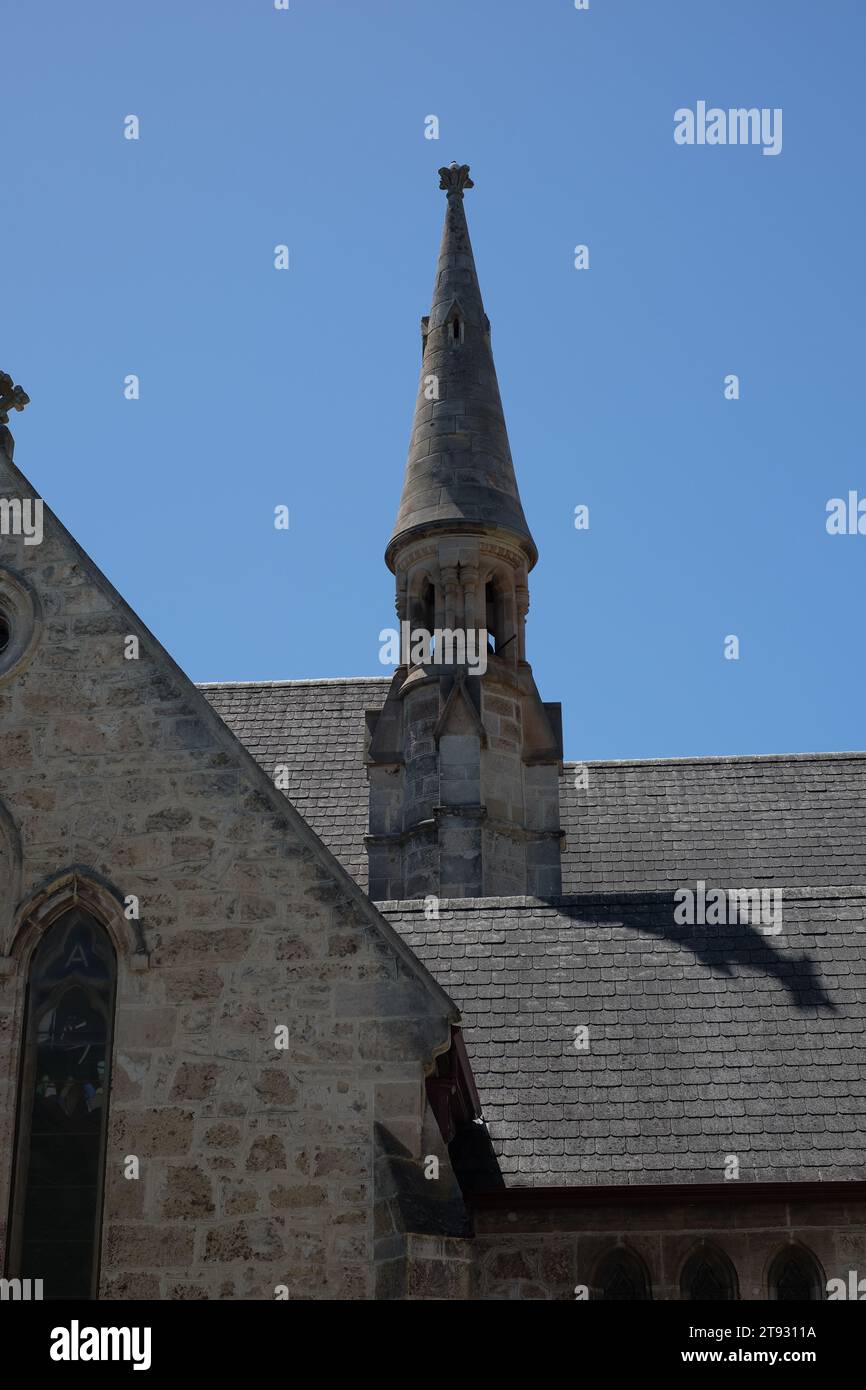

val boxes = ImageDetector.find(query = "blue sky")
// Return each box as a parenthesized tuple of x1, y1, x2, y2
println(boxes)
(3, 0, 864, 760)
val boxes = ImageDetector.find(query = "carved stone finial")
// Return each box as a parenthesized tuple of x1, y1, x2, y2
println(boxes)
(0, 372, 30, 425)
(438, 162, 474, 196)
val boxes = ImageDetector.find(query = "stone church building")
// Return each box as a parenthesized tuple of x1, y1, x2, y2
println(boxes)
(1, 165, 865, 1301)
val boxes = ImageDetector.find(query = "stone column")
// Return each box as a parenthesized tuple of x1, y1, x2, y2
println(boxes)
(515, 576, 529, 662)
(462, 562, 479, 642)
(442, 565, 458, 634)
(396, 571, 409, 664)
(502, 582, 518, 668)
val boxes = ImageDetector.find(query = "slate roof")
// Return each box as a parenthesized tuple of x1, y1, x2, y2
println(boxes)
(382, 892, 866, 1187)
(200, 677, 866, 1188)
(560, 752, 866, 893)
(200, 678, 866, 896)
(200, 678, 386, 890)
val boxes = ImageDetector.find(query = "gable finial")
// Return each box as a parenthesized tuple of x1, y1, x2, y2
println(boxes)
(0, 371, 30, 425)
(438, 162, 474, 196)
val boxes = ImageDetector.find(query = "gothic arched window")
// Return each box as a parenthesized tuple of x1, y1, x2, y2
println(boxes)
(420, 578, 436, 654)
(594, 1247, 651, 1301)
(768, 1246, 824, 1301)
(8, 908, 116, 1299)
(485, 579, 504, 654)
(680, 1244, 738, 1300)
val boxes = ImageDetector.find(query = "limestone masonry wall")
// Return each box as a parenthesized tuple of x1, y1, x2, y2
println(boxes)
(0, 443, 457, 1299)
(473, 1198, 866, 1299)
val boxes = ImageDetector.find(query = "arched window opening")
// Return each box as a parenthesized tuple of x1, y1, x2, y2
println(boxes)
(594, 1248, 651, 1301)
(485, 581, 499, 654)
(407, 578, 436, 664)
(8, 908, 116, 1300)
(420, 579, 435, 639)
(681, 1244, 738, 1300)
(768, 1247, 823, 1301)
(452, 317, 461, 342)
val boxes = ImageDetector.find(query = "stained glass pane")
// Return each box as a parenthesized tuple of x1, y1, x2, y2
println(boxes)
(13, 910, 115, 1300)
(683, 1252, 736, 1300)
(774, 1255, 818, 1301)
(598, 1252, 650, 1301)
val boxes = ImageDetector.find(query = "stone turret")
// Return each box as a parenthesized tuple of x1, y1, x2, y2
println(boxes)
(366, 165, 563, 901)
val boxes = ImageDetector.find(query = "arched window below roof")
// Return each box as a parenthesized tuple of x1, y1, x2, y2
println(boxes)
(594, 1247, 652, 1301)
(680, 1243, 739, 1300)
(768, 1246, 824, 1301)
(7, 907, 116, 1300)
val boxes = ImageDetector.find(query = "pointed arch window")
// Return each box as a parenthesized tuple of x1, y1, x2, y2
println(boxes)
(484, 573, 517, 659)
(768, 1246, 823, 1301)
(445, 305, 464, 346)
(485, 580, 500, 653)
(8, 908, 116, 1299)
(681, 1244, 738, 1300)
(420, 578, 436, 648)
(594, 1247, 651, 1301)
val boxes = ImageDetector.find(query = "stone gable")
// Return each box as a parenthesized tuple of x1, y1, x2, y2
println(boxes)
(0, 439, 462, 1299)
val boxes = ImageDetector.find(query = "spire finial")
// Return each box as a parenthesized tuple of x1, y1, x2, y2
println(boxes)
(0, 371, 30, 425)
(387, 163, 536, 573)
(438, 162, 474, 196)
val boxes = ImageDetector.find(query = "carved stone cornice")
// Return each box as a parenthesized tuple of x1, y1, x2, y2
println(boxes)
(395, 534, 525, 575)
(365, 812, 564, 851)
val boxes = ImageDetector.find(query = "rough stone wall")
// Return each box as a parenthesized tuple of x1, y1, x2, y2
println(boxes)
(0, 439, 459, 1299)
(480, 685, 522, 825)
(472, 1197, 866, 1300)
(367, 663, 562, 901)
(373, 1102, 474, 1299)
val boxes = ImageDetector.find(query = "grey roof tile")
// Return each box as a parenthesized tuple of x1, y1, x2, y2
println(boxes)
(200, 677, 866, 896)
(380, 893, 866, 1187)
(198, 678, 866, 1189)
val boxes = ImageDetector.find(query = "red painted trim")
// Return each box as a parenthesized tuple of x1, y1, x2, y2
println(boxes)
(426, 1026, 484, 1144)
(470, 1180, 866, 1210)
(451, 1027, 483, 1117)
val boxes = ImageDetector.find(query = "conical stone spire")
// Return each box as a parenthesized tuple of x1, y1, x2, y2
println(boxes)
(367, 167, 563, 903)
(386, 163, 536, 572)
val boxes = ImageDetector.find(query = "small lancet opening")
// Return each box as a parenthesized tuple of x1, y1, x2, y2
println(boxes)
(421, 579, 435, 632)
(421, 579, 436, 655)
(407, 578, 436, 665)
(452, 317, 460, 340)
(485, 581, 498, 654)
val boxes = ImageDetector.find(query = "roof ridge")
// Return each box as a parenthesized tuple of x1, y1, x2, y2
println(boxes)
(563, 750, 866, 769)
(197, 676, 390, 689)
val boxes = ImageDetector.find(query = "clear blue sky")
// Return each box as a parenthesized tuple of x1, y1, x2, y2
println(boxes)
(3, 0, 864, 760)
